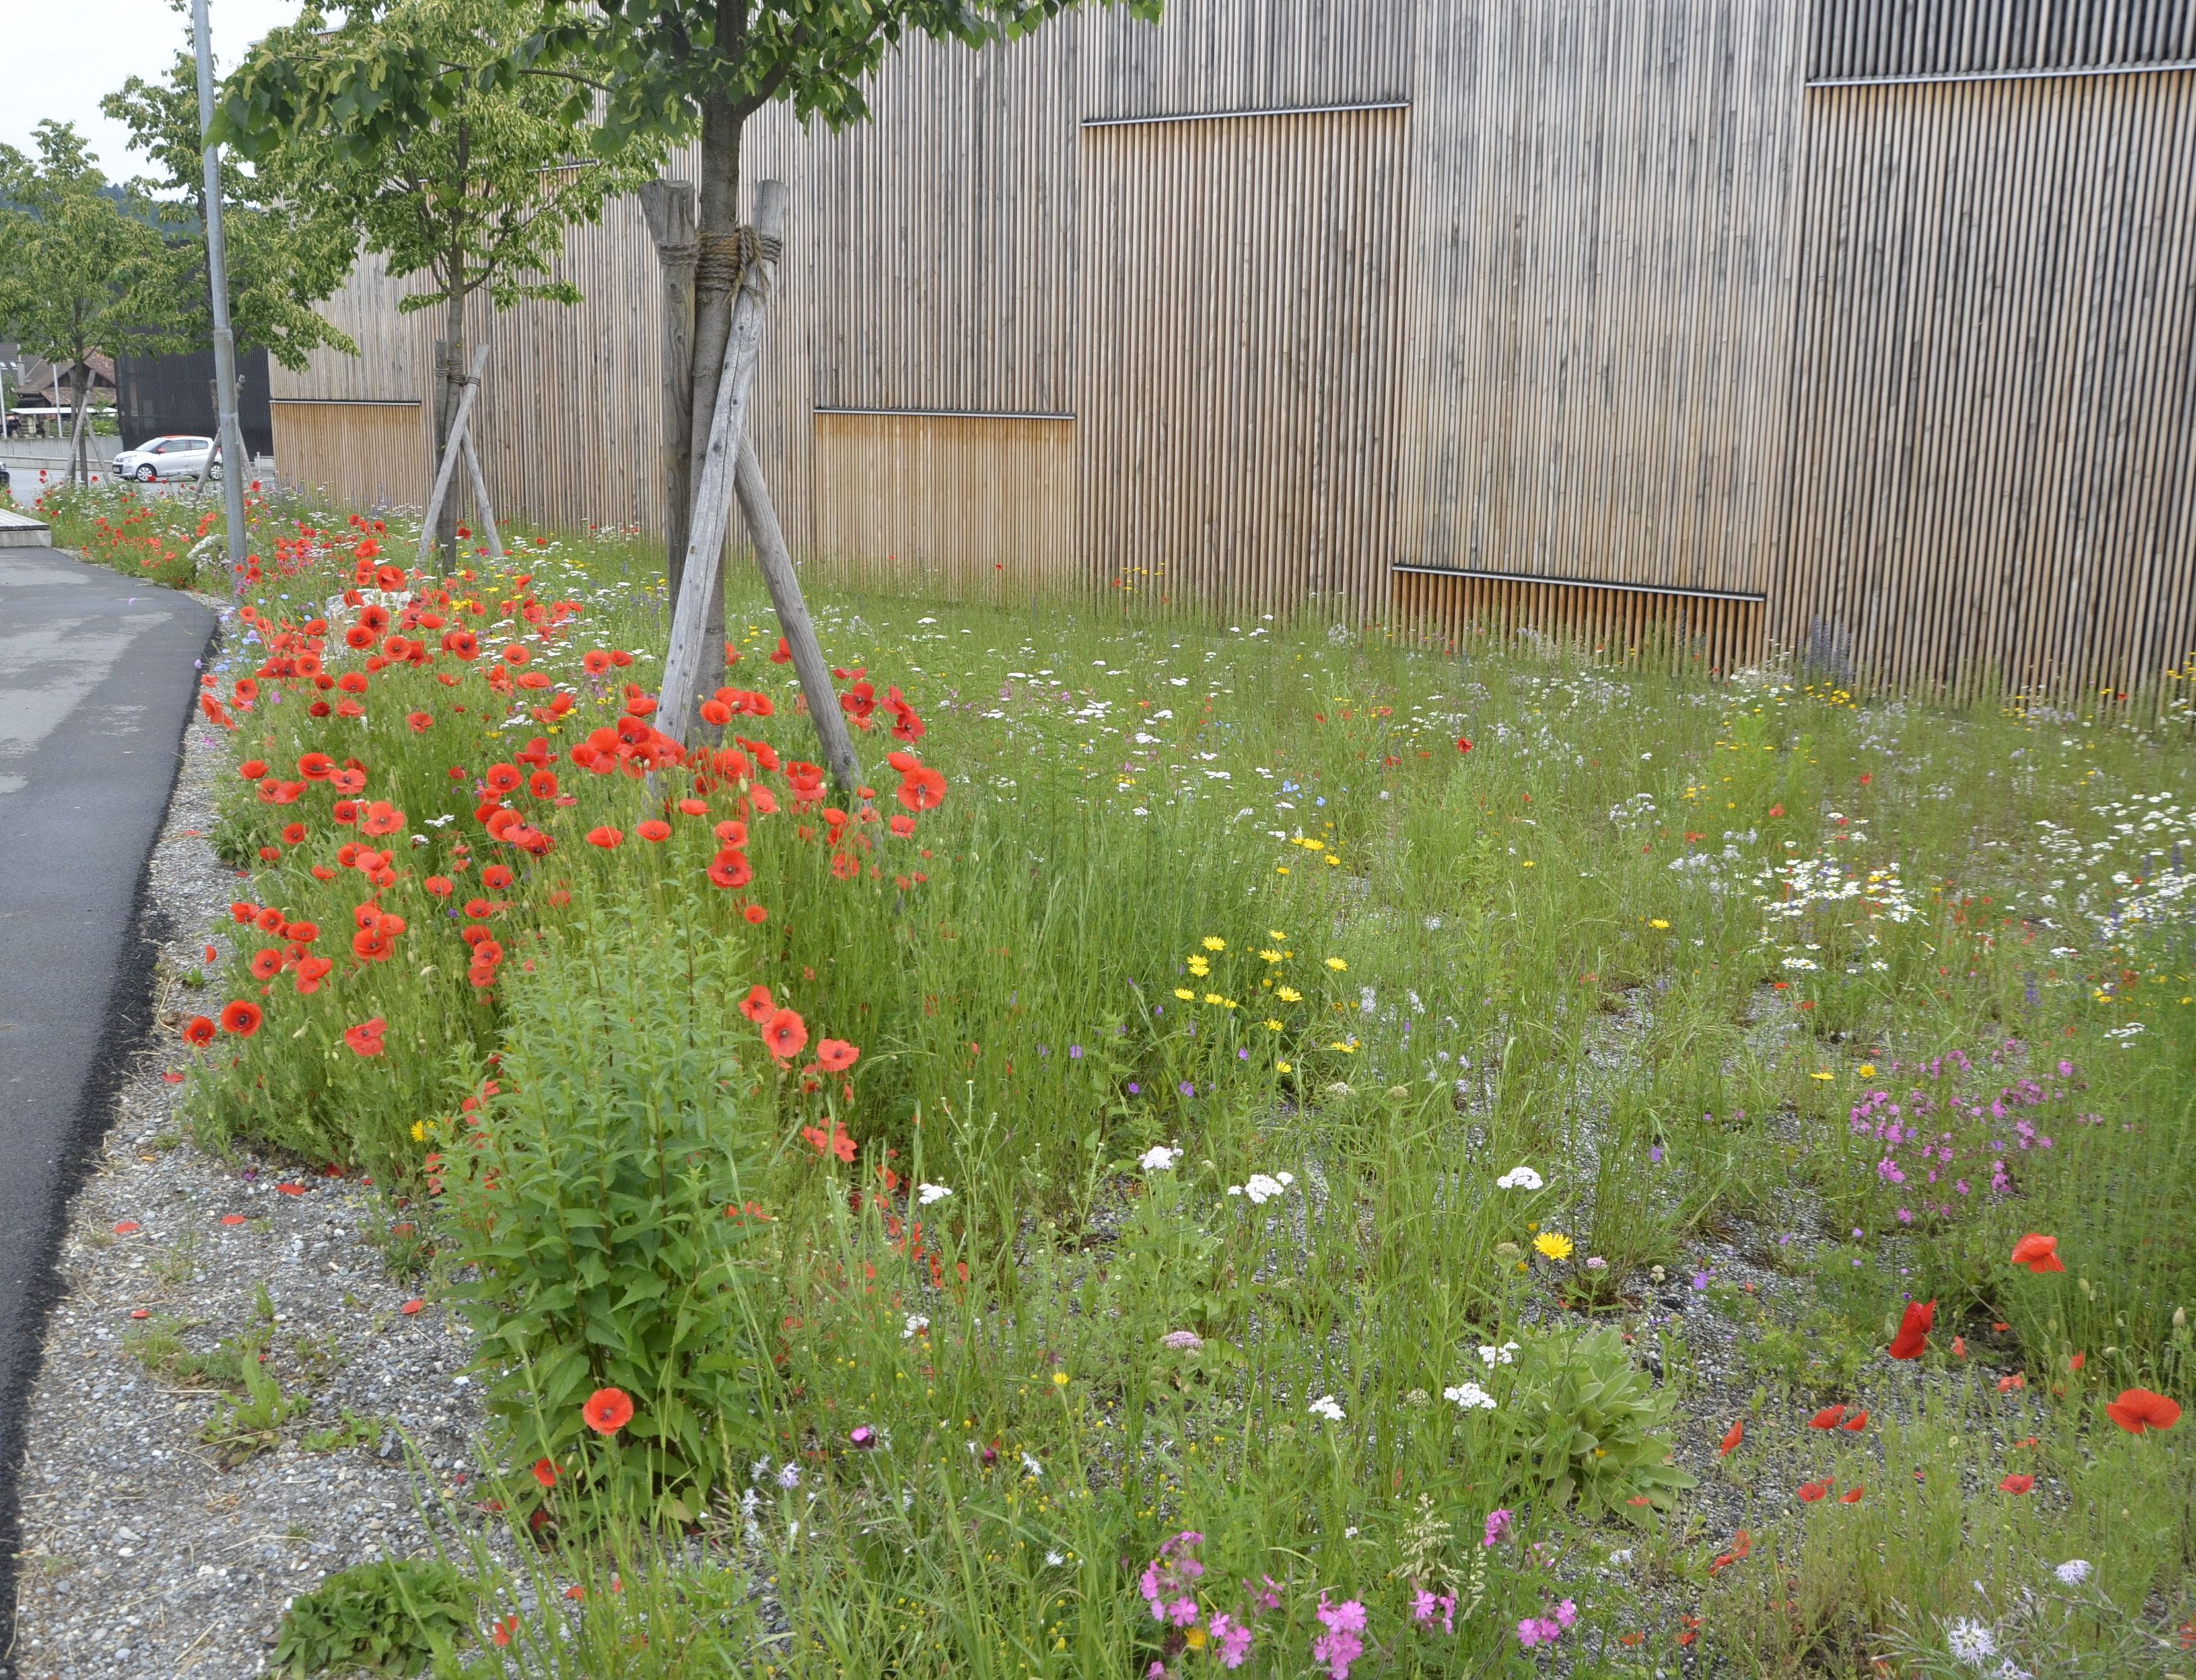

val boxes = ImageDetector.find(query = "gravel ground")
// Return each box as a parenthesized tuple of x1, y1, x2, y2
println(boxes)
(9, 596, 484, 1680)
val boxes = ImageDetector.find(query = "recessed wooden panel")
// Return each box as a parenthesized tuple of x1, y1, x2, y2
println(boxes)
(1393, 570, 1765, 677)
(1078, 108, 1411, 621)
(1779, 71, 2196, 703)
(809, 412, 1077, 601)
(269, 401, 428, 509)
(1811, 1, 2196, 82)
(1401, 0, 1808, 598)
(1079, 0, 1416, 119)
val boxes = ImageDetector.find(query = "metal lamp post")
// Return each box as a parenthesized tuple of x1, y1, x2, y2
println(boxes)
(191, 0, 250, 581)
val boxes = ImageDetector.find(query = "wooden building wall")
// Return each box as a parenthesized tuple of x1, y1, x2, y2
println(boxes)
(271, 0, 2196, 705)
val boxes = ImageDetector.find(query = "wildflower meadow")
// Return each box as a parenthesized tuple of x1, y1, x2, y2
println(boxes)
(50, 480, 2195, 1677)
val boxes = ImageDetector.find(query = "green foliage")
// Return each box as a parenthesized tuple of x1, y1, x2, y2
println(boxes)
(271, 1556, 471, 1677)
(1502, 1327, 1696, 1515)
(100, 51, 358, 371)
(215, 0, 664, 325)
(202, 1326, 312, 1466)
(440, 887, 783, 1525)
(0, 121, 170, 476)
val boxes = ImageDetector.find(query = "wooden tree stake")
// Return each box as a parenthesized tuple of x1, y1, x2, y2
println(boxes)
(414, 341, 491, 572)
(637, 179, 698, 608)
(460, 432, 503, 559)
(738, 439, 861, 791)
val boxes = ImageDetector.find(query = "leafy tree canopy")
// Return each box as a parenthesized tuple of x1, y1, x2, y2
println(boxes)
(103, 51, 358, 371)
(0, 121, 170, 377)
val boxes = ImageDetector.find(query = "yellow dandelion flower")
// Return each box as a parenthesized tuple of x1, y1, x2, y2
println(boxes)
(1649, 918, 1670, 930)
(1809, 1071, 1834, 1081)
(1258, 948, 1284, 963)
(1276, 1060, 1293, 1073)
(1533, 1231, 1574, 1261)
(1324, 957, 1348, 972)
(1264, 1018, 1283, 1031)
(1187, 955, 1211, 977)
(1268, 929, 1287, 940)
(1201, 936, 1226, 951)
(1174, 988, 1195, 1001)
(1051, 1370, 1069, 1387)
(1276, 985, 1303, 1003)
(1324, 854, 1341, 866)
(1203, 992, 1226, 1006)
(410, 1121, 426, 1143)
(1858, 1063, 1877, 1077)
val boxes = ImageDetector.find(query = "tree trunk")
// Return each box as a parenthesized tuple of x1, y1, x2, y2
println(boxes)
(435, 286, 467, 572)
(67, 362, 91, 486)
(687, 89, 743, 695)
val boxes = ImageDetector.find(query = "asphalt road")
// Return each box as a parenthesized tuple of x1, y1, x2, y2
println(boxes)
(0, 549, 215, 1659)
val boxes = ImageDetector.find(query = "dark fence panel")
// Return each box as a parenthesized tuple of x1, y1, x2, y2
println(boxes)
(115, 346, 273, 458)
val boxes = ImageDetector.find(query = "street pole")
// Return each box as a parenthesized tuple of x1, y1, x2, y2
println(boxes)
(191, 0, 250, 583)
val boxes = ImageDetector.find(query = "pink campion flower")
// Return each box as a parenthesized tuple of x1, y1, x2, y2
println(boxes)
(1316, 1595, 1368, 1635)
(1483, 1508, 1515, 1548)
(1555, 1599, 1578, 1629)
(1165, 1597, 1199, 1628)
(1253, 1576, 1284, 1613)
(1311, 1629, 1364, 1680)
(1518, 1619, 1546, 1649)
(1412, 1588, 1437, 1624)
(1208, 1613, 1254, 1669)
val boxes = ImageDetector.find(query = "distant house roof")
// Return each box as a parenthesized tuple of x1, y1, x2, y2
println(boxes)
(9, 353, 117, 399)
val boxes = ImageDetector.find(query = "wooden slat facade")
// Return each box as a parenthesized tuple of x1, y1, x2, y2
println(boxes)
(272, 0, 2196, 705)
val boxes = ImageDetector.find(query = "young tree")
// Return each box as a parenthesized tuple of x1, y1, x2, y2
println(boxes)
(103, 51, 358, 375)
(220, 0, 1160, 705)
(218, 0, 665, 565)
(0, 122, 171, 484)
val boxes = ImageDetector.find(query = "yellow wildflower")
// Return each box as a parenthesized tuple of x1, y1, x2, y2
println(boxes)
(1187, 955, 1211, 977)
(1268, 929, 1287, 940)
(1201, 936, 1226, 951)
(1174, 988, 1195, 1001)
(1533, 1231, 1574, 1261)
(1276, 1061, 1293, 1073)
(1258, 948, 1284, 963)
(1649, 918, 1670, 930)
(1264, 1018, 1283, 1031)
(1276, 986, 1303, 1003)
(1324, 957, 1347, 972)
(410, 1121, 426, 1143)
(1858, 1063, 1877, 1077)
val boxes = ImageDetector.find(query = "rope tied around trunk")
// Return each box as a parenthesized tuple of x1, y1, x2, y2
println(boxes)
(695, 226, 782, 298)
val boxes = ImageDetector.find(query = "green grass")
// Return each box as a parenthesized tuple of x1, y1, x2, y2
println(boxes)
(170, 500, 2194, 1677)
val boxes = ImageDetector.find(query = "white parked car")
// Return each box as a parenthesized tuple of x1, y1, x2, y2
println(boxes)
(111, 436, 220, 481)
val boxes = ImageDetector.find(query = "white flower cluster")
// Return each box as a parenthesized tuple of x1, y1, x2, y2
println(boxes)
(1495, 1165, 1543, 1191)
(1225, 1171, 1294, 1203)
(917, 1182, 954, 1205)
(1477, 1341, 1520, 1368)
(1140, 1145, 1180, 1173)
(2031, 794, 2196, 935)
(1307, 1394, 1346, 1422)
(1442, 1381, 1496, 1411)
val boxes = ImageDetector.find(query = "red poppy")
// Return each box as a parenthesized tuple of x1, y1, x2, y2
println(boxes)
(344, 1018, 387, 1058)
(583, 1388, 633, 1436)
(800, 1121, 857, 1164)
(743, 904, 768, 924)
(1718, 1419, 1743, 1455)
(2105, 1388, 2182, 1434)
(1888, 1298, 1935, 1360)
(360, 801, 406, 837)
(762, 1008, 808, 1062)
(531, 1458, 558, 1489)
(240, 759, 269, 780)
(738, 985, 775, 1024)
(896, 765, 948, 813)
(707, 850, 753, 889)
(1808, 1405, 1847, 1430)
(297, 751, 334, 780)
(2009, 1233, 2066, 1274)
(637, 819, 672, 843)
(586, 826, 624, 848)
(1998, 1473, 2035, 1494)
(1797, 1480, 1831, 1502)
(1998, 1373, 2026, 1392)
(220, 999, 263, 1037)
(1839, 1486, 1865, 1504)
(815, 1038, 860, 1073)
(1840, 1410, 1869, 1432)
(1456, 737, 1472, 753)
(294, 956, 334, 994)
(183, 1015, 216, 1046)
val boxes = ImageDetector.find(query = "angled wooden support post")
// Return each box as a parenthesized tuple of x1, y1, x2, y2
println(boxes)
(738, 441, 861, 791)
(656, 180, 860, 793)
(459, 432, 502, 559)
(414, 340, 491, 574)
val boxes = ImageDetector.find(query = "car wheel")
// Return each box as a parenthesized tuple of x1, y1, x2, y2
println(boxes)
(135, 463, 158, 482)
(208, 461, 223, 481)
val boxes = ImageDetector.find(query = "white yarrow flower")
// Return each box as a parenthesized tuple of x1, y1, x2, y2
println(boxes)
(2052, 1558, 2090, 1586)
(903, 1314, 931, 1339)
(1307, 1394, 1346, 1422)
(1241, 1172, 1288, 1204)
(1477, 1341, 1521, 1368)
(1442, 1381, 1497, 1411)
(918, 1182, 953, 1205)
(1945, 1618, 1997, 1667)
(1495, 1165, 1543, 1191)
(1140, 1145, 1180, 1173)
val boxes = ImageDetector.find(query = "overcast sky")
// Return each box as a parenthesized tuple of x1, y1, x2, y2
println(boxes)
(1, 0, 318, 179)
